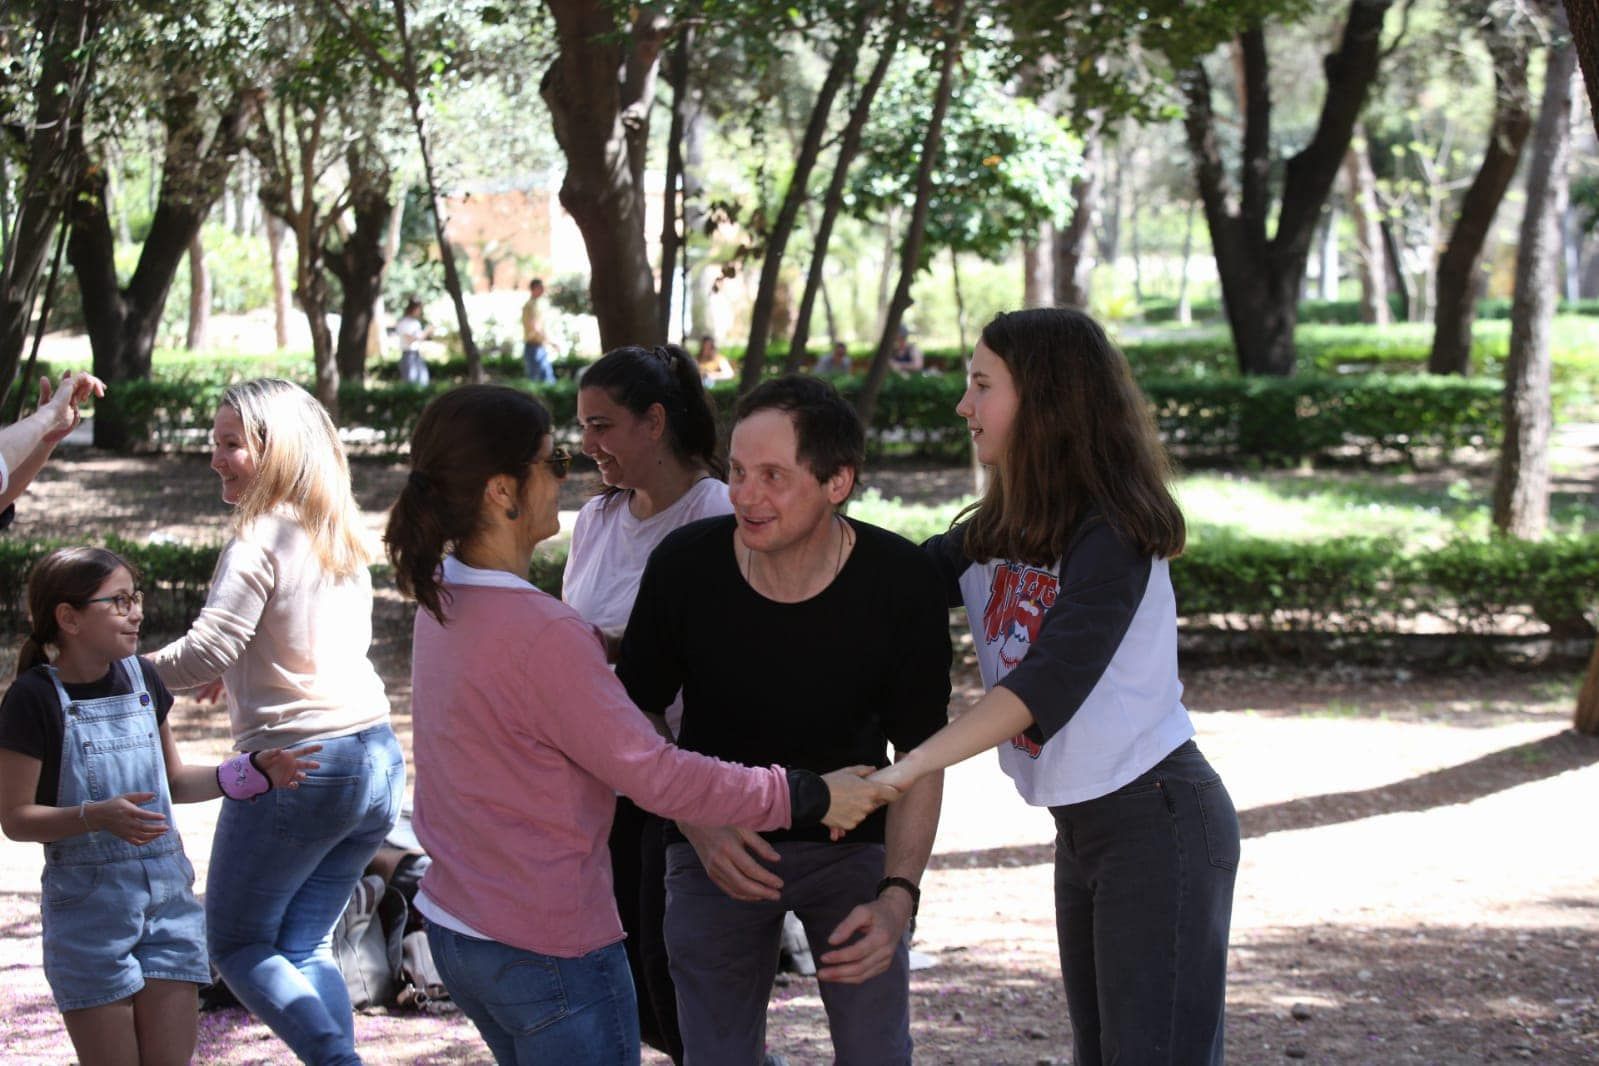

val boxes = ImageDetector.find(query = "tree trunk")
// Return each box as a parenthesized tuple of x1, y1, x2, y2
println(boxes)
(1023, 225, 1053, 308)
(1565, 0, 1599, 143)
(1176, 200, 1196, 324)
(951, 247, 968, 353)
(1098, 134, 1125, 271)
(1317, 207, 1339, 301)
(1179, 2, 1394, 377)
(541, 0, 668, 351)
(186, 233, 210, 351)
(1558, 0, 1599, 737)
(741, 6, 872, 390)
(267, 214, 292, 350)
(326, 151, 393, 386)
(857, 0, 966, 428)
(1381, 218, 1411, 321)
(1430, 21, 1532, 374)
(786, 14, 901, 374)
(0, 0, 101, 405)
(389, 0, 479, 380)
(1575, 637, 1599, 735)
(1493, 30, 1575, 540)
(68, 89, 255, 448)
(1053, 135, 1100, 308)
(1344, 131, 1390, 326)
(1564, 199, 1582, 302)
(875, 208, 897, 335)
(656, 27, 692, 342)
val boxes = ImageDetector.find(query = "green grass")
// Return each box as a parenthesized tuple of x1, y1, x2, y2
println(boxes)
(1176, 472, 1599, 546)
(850, 470, 1599, 550)
(846, 489, 975, 544)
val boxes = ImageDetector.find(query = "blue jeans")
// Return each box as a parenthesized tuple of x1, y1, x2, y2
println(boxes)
(1051, 740, 1239, 1066)
(426, 926, 639, 1065)
(206, 726, 405, 1066)
(523, 343, 554, 383)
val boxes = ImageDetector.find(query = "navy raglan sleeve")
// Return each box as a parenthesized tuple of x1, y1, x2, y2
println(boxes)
(921, 524, 970, 609)
(615, 541, 687, 718)
(997, 520, 1152, 746)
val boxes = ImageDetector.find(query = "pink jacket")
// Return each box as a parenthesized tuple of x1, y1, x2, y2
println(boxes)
(409, 558, 792, 956)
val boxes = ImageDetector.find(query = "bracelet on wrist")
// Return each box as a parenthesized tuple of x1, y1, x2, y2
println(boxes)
(875, 875, 920, 919)
(78, 801, 91, 831)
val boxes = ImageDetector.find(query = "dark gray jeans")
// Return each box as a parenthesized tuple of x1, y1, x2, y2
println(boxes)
(664, 839, 911, 1066)
(1051, 740, 1240, 1065)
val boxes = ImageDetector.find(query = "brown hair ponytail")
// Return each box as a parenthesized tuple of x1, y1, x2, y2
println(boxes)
(384, 385, 552, 624)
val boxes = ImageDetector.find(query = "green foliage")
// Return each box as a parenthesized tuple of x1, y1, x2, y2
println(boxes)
(1118, 317, 1599, 396)
(501, 524, 1599, 645)
(1146, 374, 1503, 464)
(1001, 0, 1311, 122)
(0, 536, 221, 636)
(1174, 533, 1599, 641)
(847, 45, 1080, 265)
(95, 366, 1508, 468)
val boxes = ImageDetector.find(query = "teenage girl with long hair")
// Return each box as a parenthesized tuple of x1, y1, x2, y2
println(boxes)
(870, 308, 1241, 1065)
(150, 379, 404, 1066)
(0, 547, 313, 1066)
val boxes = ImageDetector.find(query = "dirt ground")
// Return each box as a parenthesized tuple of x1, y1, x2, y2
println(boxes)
(0, 449, 1596, 1064)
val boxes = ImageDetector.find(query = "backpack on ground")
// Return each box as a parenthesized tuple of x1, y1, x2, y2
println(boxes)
(332, 873, 409, 1010)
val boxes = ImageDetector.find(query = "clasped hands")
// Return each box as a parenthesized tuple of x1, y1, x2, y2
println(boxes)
(678, 758, 927, 987)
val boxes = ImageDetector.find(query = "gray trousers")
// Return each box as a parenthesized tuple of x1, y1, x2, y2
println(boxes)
(664, 839, 912, 1066)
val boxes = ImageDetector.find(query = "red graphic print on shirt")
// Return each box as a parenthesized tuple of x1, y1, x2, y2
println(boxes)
(980, 563, 1060, 760)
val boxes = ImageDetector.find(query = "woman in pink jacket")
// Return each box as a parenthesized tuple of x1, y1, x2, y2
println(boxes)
(383, 385, 894, 1066)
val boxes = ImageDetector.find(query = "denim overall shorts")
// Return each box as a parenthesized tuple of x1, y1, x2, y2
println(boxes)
(40, 656, 209, 1012)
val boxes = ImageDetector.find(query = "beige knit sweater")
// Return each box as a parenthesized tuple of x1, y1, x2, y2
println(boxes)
(151, 512, 389, 750)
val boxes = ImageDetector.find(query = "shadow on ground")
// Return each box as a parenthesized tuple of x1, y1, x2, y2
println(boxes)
(929, 731, 1599, 871)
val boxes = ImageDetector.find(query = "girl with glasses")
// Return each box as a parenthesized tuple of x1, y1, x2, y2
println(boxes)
(149, 378, 405, 1065)
(565, 344, 733, 1063)
(0, 547, 315, 1066)
(384, 385, 894, 1065)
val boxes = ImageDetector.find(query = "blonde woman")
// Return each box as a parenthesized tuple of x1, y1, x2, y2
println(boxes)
(152, 379, 403, 1066)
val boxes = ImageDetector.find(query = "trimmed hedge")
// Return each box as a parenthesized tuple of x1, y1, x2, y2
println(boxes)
(101, 371, 1503, 466)
(7, 533, 1591, 649)
(1145, 373, 1503, 464)
(1175, 533, 1599, 641)
(0, 537, 221, 635)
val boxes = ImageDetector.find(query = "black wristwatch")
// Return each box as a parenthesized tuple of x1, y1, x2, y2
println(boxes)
(875, 875, 920, 919)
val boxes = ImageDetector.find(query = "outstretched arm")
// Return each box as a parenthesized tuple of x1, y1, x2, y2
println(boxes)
(0, 372, 105, 511)
(869, 686, 1033, 794)
(161, 722, 322, 803)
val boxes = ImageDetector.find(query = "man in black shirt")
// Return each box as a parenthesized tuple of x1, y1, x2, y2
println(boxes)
(618, 377, 950, 1066)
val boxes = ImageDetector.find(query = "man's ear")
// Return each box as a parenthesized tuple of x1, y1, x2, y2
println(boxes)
(824, 465, 856, 507)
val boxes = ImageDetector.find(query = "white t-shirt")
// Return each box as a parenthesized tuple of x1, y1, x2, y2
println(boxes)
(395, 315, 425, 351)
(563, 477, 732, 733)
(930, 518, 1194, 807)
